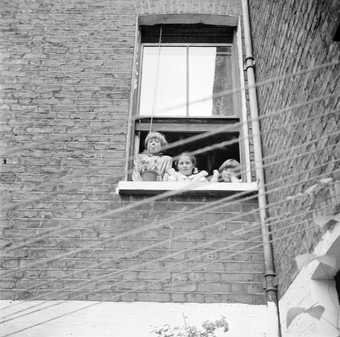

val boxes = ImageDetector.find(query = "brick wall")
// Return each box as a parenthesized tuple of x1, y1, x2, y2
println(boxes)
(249, 0, 340, 296)
(1, 196, 265, 304)
(0, 0, 265, 304)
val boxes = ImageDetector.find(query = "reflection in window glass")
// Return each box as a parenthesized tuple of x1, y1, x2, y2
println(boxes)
(140, 46, 186, 116)
(212, 46, 234, 116)
(188, 47, 215, 116)
(139, 45, 233, 117)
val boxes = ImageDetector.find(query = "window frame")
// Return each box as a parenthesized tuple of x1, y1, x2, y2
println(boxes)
(122, 18, 252, 192)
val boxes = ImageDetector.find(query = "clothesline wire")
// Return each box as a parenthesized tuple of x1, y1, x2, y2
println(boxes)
(1, 186, 334, 322)
(4, 134, 337, 224)
(90, 219, 317, 296)
(186, 133, 337, 165)
(2, 102, 338, 215)
(0, 213, 317, 327)
(0, 241, 259, 337)
(4, 104, 338, 197)
(261, 109, 339, 145)
(16, 91, 335, 164)
(2, 138, 336, 304)
(0, 171, 338, 322)
(0, 61, 337, 157)
(2, 158, 336, 319)
(1, 161, 336, 316)
(5, 123, 335, 218)
(9, 193, 332, 307)
(2, 144, 337, 282)
(1, 124, 338, 258)
(155, 93, 336, 156)
(1, 164, 338, 312)
(2, 114, 337, 217)
(0, 29, 337, 337)
(4, 194, 322, 306)
(1, 119, 336, 247)
(154, 61, 339, 115)
(261, 142, 336, 172)
(2, 143, 338, 273)
(0, 63, 338, 334)
(0, 219, 323, 337)
(1, 92, 334, 206)
(2, 91, 332, 146)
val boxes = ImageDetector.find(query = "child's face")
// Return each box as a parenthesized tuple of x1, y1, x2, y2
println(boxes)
(147, 137, 162, 154)
(221, 168, 237, 182)
(177, 155, 194, 176)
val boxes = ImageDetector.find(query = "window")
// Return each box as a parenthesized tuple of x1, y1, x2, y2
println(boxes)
(140, 45, 234, 117)
(135, 117, 240, 175)
(120, 21, 253, 193)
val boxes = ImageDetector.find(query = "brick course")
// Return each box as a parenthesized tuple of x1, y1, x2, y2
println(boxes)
(249, 0, 340, 296)
(0, 0, 265, 304)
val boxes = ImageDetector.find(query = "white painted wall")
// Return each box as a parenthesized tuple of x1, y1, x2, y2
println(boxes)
(279, 223, 340, 337)
(0, 301, 275, 337)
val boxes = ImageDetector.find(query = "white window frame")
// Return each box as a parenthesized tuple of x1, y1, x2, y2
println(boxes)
(121, 17, 253, 194)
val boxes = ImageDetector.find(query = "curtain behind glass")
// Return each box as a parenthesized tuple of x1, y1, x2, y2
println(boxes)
(139, 45, 234, 117)
(212, 46, 234, 116)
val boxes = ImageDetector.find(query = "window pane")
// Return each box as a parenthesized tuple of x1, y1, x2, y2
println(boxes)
(188, 46, 234, 116)
(140, 46, 186, 116)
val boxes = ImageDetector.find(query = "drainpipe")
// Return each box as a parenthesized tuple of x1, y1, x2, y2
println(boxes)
(241, 0, 282, 336)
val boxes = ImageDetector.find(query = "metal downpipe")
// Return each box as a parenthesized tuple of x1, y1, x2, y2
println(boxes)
(240, 0, 282, 336)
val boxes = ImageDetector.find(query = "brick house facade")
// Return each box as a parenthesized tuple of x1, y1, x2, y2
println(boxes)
(0, 0, 339, 336)
(0, 0, 266, 305)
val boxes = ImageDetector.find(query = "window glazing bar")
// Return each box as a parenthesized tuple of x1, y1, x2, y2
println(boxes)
(186, 45, 189, 117)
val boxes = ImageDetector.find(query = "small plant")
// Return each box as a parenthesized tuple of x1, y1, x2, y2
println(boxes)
(152, 316, 228, 337)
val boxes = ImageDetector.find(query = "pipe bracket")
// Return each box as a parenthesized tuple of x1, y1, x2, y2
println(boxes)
(244, 56, 256, 71)
(263, 273, 278, 291)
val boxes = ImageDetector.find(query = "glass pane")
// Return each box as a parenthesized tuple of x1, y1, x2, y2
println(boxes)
(140, 46, 186, 116)
(188, 46, 234, 116)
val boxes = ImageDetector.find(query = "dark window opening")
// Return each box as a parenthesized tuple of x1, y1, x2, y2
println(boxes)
(138, 130, 240, 175)
(140, 24, 234, 44)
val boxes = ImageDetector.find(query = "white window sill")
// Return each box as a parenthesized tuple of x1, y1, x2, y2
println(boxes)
(116, 181, 258, 196)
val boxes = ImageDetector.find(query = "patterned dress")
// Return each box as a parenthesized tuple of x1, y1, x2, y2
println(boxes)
(132, 152, 173, 181)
